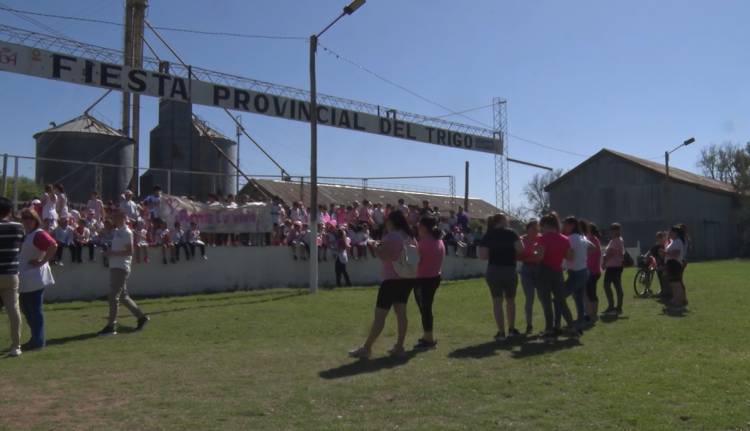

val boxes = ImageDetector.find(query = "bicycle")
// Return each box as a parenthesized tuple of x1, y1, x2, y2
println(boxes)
(633, 255, 662, 298)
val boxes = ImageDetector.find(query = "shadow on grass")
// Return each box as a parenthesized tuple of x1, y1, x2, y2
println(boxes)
(319, 351, 418, 379)
(661, 308, 689, 318)
(447, 339, 516, 359)
(148, 291, 307, 316)
(599, 314, 629, 324)
(510, 338, 580, 359)
(45, 332, 99, 347)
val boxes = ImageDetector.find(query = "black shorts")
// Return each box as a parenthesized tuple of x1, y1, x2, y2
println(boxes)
(376, 279, 414, 309)
(665, 260, 684, 282)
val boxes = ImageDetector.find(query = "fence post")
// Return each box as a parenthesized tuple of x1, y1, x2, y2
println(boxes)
(94, 166, 103, 197)
(11, 157, 18, 212)
(300, 177, 305, 203)
(363, 178, 368, 200)
(1, 153, 7, 197)
(167, 170, 172, 195)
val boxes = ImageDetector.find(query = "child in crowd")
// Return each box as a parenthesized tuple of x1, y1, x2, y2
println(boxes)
(73, 221, 92, 263)
(134, 220, 150, 264)
(333, 228, 352, 287)
(286, 221, 303, 260)
(187, 222, 207, 260)
(351, 224, 369, 260)
(172, 222, 190, 262)
(52, 218, 75, 265)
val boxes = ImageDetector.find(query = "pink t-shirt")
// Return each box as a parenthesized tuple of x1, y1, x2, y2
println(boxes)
(380, 231, 407, 280)
(520, 233, 539, 264)
(586, 236, 602, 275)
(417, 236, 445, 278)
(604, 237, 624, 268)
(538, 232, 570, 272)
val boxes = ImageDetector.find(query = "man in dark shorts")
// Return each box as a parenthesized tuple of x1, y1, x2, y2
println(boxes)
(479, 213, 523, 341)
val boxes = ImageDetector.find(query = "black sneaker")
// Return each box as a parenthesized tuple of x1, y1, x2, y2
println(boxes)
(508, 328, 521, 338)
(97, 324, 117, 337)
(413, 338, 437, 350)
(601, 307, 617, 316)
(541, 330, 556, 341)
(136, 315, 150, 331)
(525, 325, 533, 335)
(21, 341, 44, 351)
(494, 331, 506, 342)
(615, 307, 623, 315)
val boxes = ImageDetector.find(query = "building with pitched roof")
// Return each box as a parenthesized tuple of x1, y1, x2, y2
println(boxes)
(545, 149, 742, 259)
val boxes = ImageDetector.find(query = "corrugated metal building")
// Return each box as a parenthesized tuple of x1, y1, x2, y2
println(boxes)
(241, 179, 500, 221)
(546, 149, 741, 260)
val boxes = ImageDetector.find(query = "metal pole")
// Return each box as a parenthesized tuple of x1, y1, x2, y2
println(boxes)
(11, 157, 18, 211)
(167, 170, 172, 195)
(121, 0, 133, 138)
(664, 151, 670, 223)
(236, 116, 241, 194)
(1, 153, 7, 196)
(131, 0, 147, 195)
(464, 161, 470, 212)
(309, 34, 319, 293)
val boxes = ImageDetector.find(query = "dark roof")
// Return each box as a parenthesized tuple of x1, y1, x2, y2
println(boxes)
(33, 114, 126, 138)
(241, 179, 500, 220)
(546, 148, 738, 195)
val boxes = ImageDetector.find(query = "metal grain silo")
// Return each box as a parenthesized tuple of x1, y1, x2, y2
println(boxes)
(193, 115, 237, 198)
(34, 114, 134, 204)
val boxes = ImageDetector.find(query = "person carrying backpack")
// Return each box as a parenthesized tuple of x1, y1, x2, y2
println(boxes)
(348, 210, 415, 359)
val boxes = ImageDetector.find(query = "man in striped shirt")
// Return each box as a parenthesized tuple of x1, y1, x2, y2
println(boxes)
(0, 197, 25, 357)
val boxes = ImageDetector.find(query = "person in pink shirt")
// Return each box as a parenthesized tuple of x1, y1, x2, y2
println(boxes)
(602, 223, 625, 316)
(357, 200, 374, 226)
(531, 213, 578, 339)
(583, 221, 603, 321)
(412, 215, 445, 350)
(349, 210, 415, 359)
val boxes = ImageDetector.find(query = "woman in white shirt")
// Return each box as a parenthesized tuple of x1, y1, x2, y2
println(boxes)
(41, 184, 58, 227)
(562, 216, 596, 326)
(54, 184, 69, 222)
(664, 225, 688, 311)
(18, 208, 57, 350)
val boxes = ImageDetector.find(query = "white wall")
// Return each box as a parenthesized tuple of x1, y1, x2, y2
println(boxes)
(44, 246, 487, 302)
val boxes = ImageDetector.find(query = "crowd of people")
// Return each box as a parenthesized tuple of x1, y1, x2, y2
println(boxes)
(346, 210, 690, 359)
(1, 182, 691, 359)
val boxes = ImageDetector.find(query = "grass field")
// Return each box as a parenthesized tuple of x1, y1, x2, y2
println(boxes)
(1, 260, 749, 430)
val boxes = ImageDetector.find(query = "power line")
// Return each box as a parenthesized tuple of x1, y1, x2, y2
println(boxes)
(319, 43, 588, 159)
(0, 5, 307, 41)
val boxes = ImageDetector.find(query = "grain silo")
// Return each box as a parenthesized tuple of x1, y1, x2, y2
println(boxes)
(140, 99, 237, 199)
(34, 114, 134, 204)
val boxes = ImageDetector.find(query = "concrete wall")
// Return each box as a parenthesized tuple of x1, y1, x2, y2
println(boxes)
(44, 246, 487, 302)
(548, 153, 739, 259)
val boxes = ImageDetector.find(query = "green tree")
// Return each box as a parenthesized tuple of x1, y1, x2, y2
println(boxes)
(2, 176, 44, 203)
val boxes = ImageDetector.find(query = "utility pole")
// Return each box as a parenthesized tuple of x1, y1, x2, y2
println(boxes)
(236, 115, 242, 194)
(464, 161, 469, 212)
(131, 0, 147, 195)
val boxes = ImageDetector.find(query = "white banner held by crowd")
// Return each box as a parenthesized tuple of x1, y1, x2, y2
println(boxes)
(159, 195, 273, 234)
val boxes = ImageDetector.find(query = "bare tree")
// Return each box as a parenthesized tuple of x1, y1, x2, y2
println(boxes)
(522, 169, 564, 217)
(697, 142, 750, 190)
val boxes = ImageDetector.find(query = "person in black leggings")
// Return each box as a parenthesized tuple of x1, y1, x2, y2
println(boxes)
(413, 216, 445, 349)
(602, 223, 625, 316)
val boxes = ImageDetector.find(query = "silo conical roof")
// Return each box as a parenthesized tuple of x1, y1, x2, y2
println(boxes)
(33, 114, 127, 139)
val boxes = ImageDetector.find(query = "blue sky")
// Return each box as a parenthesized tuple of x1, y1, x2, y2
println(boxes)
(0, 0, 748, 209)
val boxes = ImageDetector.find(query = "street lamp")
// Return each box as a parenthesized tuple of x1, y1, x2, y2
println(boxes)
(309, 0, 366, 293)
(664, 137, 695, 222)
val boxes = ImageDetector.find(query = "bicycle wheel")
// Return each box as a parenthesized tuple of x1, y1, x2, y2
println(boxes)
(633, 269, 652, 297)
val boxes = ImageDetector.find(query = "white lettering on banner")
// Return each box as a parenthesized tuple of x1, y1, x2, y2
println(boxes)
(0, 41, 502, 155)
(159, 195, 273, 234)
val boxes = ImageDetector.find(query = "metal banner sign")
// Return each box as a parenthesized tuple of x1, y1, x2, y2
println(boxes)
(0, 41, 502, 154)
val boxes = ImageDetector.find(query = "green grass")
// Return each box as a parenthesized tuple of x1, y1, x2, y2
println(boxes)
(1, 260, 749, 430)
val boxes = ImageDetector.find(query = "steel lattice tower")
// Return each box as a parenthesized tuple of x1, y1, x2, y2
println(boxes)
(493, 98, 509, 210)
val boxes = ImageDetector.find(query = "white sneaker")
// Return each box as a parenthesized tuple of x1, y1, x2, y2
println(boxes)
(8, 348, 21, 357)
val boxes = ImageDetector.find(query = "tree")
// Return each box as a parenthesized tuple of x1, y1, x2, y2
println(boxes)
(698, 142, 750, 256)
(522, 169, 564, 217)
(2, 177, 44, 203)
(697, 142, 750, 191)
